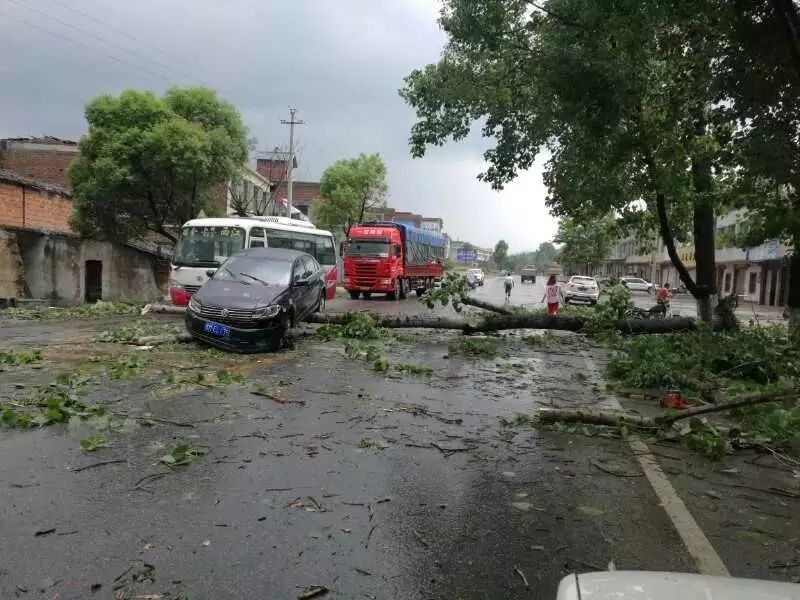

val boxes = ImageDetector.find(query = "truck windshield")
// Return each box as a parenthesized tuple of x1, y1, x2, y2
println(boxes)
(173, 226, 246, 267)
(346, 239, 390, 258)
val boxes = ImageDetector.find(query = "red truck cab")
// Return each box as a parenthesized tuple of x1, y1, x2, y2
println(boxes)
(343, 222, 445, 300)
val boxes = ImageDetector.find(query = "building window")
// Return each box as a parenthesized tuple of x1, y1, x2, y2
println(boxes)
(748, 272, 757, 294)
(724, 272, 732, 293)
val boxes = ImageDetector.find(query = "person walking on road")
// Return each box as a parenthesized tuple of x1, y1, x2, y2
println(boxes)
(542, 274, 563, 316)
(503, 271, 514, 302)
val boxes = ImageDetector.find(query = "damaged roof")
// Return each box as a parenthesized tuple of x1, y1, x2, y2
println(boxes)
(0, 168, 72, 197)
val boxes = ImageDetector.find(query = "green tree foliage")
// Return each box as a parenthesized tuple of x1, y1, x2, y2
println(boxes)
(716, 0, 800, 338)
(507, 241, 559, 272)
(492, 239, 509, 269)
(69, 87, 248, 243)
(400, 0, 737, 321)
(555, 217, 616, 275)
(313, 153, 388, 236)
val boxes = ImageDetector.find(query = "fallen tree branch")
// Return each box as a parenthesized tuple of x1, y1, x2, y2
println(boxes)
(136, 333, 193, 345)
(656, 391, 799, 425)
(537, 391, 798, 430)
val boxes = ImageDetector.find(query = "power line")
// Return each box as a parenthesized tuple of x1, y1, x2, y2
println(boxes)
(0, 9, 169, 81)
(5, 0, 193, 83)
(42, 0, 208, 81)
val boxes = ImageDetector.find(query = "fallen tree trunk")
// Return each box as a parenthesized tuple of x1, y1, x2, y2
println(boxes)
(142, 303, 186, 315)
(459, 296, 513, 315)
(146, 303, 703, 335)
(537, 408, 655, 428)
(307, 311, 699, 334)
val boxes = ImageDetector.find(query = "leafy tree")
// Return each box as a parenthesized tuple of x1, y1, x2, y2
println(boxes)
(555, 217, 616, 275)
(535, 242, 558, 271)
(400, 0, 734, 321)
(313, 153, 388, 236)
(492, 239, 509, 269)
(716, 0, 800, 338)
(70, 87, 248, 243)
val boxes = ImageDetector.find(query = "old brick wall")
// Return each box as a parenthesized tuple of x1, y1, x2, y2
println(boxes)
(0, 181, 73, 233)
(0, 141, 78, 188)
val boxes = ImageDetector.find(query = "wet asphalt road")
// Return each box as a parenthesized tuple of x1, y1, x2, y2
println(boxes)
(0, 300, 797, 599)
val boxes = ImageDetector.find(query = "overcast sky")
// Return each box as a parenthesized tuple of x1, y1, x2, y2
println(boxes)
(0, 0, 557, 252)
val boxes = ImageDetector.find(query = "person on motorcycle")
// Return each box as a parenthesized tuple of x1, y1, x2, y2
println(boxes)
(503, 271, 514, 301)
(655, 282, 672, 316)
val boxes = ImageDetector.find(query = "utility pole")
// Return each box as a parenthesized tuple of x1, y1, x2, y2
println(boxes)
(281, 108, 304, 219)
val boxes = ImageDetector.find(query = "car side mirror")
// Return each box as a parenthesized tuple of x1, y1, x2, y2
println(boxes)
(206, 269, 216, 278)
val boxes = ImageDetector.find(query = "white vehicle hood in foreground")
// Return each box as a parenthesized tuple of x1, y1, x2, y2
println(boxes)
(557, 571, 800, 600)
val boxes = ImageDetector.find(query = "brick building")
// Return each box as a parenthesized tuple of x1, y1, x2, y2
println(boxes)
(0, 168, 167, 304)
(0, 137, 78, 188)
(255, 155, 320, 218)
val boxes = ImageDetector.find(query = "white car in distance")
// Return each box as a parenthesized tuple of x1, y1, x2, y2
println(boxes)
(563, 275, 600, 305)
(620, 276, 654, 293)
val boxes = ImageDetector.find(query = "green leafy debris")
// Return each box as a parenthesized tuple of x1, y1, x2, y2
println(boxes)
(80, 435, 106, 452)
(160, 443, 206, 467)
(0, 348, 43, 366)
(1, 301, 141, 321)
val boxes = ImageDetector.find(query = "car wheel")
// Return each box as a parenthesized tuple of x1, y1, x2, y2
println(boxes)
(315, 290, 326, 313)
(349, 290, 360, 300)
(264, 312, 289, 353)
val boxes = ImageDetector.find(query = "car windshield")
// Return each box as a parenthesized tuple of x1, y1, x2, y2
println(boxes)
(346, 239, 390, 258)
(173, 226, 246, 267)
(468, 269, 482, 275)
(571, 277, 596, 285)
(213, 257, 292, 286)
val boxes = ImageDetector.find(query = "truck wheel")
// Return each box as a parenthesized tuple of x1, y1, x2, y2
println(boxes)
(362, 292, 371, 300)
(349, 291, 360, 300)
(399, 279, 407, 300)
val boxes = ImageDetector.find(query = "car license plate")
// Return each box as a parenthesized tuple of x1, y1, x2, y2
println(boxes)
(203, 321, 230, 337)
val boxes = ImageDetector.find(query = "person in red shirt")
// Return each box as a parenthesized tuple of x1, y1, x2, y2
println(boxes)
(656, 282, 672, 315)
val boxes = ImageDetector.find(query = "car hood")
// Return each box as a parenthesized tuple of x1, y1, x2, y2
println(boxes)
(557, 571, 800, 600)
(196, 280, 286, 309)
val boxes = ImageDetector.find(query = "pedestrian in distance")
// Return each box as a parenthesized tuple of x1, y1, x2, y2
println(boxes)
(542, 274, 563, 316)
(503, 271, 514, 302)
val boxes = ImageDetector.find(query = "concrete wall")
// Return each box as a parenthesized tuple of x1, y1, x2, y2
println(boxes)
(15, 231, 163, 305)
(0, 229, 24, 298)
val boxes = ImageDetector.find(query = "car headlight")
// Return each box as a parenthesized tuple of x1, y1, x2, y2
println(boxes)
(188, 296, 201, 313)
(170, 279, 185, 291)
(252, 305, 282, 319)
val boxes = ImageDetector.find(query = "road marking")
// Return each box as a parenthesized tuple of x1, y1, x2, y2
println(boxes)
(628, 436, 729, 576)
(580, 355, 729, 576)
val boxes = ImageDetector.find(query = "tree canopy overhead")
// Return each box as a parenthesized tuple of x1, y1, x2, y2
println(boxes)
(69, 87, 248, 243)
(313, 153, 388, 237)
(400, 0, 744, 320)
